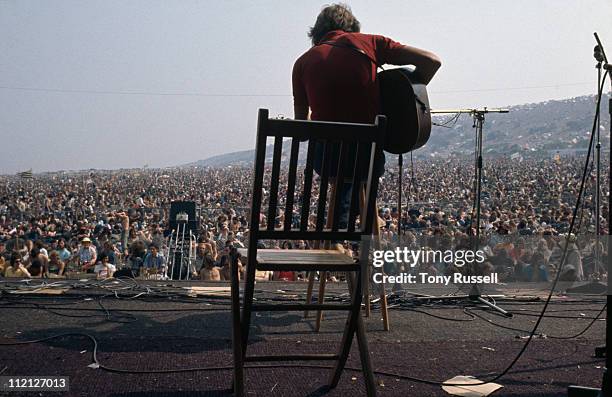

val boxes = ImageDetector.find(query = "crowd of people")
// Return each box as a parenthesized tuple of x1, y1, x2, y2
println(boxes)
(0, 155, 607, 283)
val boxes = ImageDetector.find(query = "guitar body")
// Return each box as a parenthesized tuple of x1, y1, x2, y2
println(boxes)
(378, 67, 431, 154)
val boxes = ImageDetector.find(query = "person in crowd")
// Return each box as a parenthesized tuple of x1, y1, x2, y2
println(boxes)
(55, 239, 72, 263)
(5, 253, 31, 278)
(72, 237, 97, 272)
(100, 240, 119, 265)
(27, 249, 45, 278)
(143, 243, 166, 278)
(126, 239, 147, 277)
(200, 254, 221, 281)
(47, 251, 66, 277)
(0, 241, 7, 275)
(95, 253, 116, 279)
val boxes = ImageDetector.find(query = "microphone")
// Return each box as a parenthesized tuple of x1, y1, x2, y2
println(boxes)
(594, 32, 608, 63)
(593, 33, 611, 71)
(594, 45, 605, 63)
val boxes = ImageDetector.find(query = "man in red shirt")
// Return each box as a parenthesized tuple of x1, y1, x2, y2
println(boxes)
(293, 4, 441, 123)
(292, 3, 441, 226)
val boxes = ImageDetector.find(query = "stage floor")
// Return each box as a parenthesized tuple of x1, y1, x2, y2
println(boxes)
(0, 279, 606, 396)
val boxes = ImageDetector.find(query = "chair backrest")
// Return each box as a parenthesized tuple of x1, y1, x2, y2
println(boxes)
(247, 108, 387, 246)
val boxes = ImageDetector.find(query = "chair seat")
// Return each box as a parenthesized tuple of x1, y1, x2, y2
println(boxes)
(237, 248, 359, 271)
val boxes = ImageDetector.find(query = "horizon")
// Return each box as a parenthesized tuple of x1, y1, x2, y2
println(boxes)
(1, 0, 611, 173)
(1, 92, 608, 176)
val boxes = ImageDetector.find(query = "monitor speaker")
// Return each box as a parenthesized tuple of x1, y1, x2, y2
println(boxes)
(168, 201, 197, 233)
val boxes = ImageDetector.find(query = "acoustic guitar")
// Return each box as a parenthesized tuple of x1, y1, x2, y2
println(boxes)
(321, 41, 432, 154)
(377, 67, 431, 154)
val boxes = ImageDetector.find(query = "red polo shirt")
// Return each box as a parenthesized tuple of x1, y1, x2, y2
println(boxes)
(292, 30, 405, 124)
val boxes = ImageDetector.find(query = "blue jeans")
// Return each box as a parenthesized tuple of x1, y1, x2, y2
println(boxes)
(336, 182, 353, 230)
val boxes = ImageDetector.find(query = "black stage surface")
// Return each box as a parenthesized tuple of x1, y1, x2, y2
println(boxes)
(0, 279, 607, 396)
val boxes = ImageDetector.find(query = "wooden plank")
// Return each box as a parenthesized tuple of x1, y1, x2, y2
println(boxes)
(316, 141, 332, 231)
(348, 143, 362, 233)
(300, 139, 315, 232)
(243, 249, 355, 264)
(257, 263, 359, 272)
(267, 136, 283, 231)
(11, 288, 69, 295)
(331, 142, 349, 231)
(284, 138, 300, 231)
(267, 118, 380, 141)
(252, 230, 362, 241)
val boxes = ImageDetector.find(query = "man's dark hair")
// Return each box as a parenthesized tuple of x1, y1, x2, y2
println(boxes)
(308, 3, 360, 46)
(10, 252, 21, 265)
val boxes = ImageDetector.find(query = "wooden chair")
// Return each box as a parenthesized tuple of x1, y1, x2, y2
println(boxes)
(231, 108, 387, 396)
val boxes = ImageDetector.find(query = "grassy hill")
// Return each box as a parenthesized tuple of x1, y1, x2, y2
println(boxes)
(185, 94, 610, 167)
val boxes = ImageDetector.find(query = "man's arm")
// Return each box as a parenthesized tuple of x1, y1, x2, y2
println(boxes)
(294, 105, 309, 120)
(388, 45, 441, 85)
(292, 58, 310, 120)
(87, 247, 96, 267)
(376, 36, 441, 85)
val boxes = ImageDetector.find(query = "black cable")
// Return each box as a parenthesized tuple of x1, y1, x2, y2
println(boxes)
(0, 295, 603, 321)
(401, 307, 476, 322)
(0, 327, 602, 388)
(432, 113, 461, 128)
(467, 305, 606, 340)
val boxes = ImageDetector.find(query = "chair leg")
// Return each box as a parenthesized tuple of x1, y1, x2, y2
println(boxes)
(328, 271, 361, 389)
(355, 304, 377, 396)
(315, 272, 327, 332)
(380, 282, 390, 332)
(304, 271, 315, 318)
(230, 255, 244, 396)
(370, 196, 390, 331)
(359, 184, 371, 318)
(364, 266, 371, 317)
(240, 257, 257, 357)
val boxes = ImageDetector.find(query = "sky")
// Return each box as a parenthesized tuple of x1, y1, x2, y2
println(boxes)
(1, 0, 611, 173)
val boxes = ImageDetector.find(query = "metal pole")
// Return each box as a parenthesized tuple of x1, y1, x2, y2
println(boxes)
(172, 226, 180, 280)
(180, 223, 186, 280)
(475, 113, 484, 239)
(398, 154, 403, 236)
(605, 67, 612, 397)
(595, 62, 602, 273)
(189, 231, 195, 280)
(164, 230, 173, 280)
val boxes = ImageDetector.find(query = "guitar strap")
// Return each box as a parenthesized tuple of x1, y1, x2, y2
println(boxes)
(320, 40, 385, 71)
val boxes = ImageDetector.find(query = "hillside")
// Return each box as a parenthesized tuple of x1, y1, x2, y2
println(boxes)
(185, 94, 610, 167)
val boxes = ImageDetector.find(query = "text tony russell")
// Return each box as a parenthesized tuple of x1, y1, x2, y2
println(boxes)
(373, 272, 499, 286)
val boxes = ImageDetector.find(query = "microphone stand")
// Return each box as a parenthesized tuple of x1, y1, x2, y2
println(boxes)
(428, 107, 511, 317)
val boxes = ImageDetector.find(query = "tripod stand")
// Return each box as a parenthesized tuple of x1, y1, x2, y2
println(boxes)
(429, 107, 511, 317)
